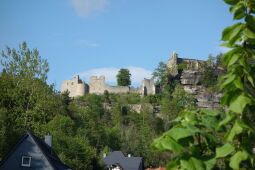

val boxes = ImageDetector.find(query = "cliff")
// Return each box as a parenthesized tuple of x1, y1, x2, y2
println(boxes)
(167, 53, 222, 109)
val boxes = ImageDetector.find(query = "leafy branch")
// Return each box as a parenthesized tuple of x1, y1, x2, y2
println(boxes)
(152, 0, 255, 169)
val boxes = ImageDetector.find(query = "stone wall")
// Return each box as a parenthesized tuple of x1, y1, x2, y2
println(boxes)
(89, 76, 156, 95)
(141, 78, 156, 96)
(167, 52, 205, 76)
(61, 76, 156, 97)
(89, 76, 130, 95)
(167, 52, 178, 76)
(61, 75, 87, 97)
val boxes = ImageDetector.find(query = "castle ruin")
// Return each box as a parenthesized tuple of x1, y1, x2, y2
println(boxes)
(61, 75, 89, 97)
(167, 52, 205, 76)
(61, 75, 156, 97)
(61, 52, 221, 109)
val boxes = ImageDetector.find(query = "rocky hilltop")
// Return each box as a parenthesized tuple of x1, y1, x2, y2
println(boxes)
(167, 52, 221, 109)
(61, 52, 222, 109)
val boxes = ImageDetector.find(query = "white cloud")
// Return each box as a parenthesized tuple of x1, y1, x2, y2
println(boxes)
(78, 39, 100, 47)
(76, 66, 153, 85)
(70, 0, 108, 17)
(127, 66, 153, 84)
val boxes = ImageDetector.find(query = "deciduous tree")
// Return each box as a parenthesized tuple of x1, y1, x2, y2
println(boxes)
(116, 68, 131, 86)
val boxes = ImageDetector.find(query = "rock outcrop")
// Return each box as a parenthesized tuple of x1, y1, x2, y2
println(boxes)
(168, 52, 222, 109)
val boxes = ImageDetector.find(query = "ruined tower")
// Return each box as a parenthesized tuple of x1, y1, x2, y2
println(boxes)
(167, 52, 179, 76)
(61, 75, 87, 97)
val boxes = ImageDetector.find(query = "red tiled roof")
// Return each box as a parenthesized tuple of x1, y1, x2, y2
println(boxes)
(145, 167, 166, 170)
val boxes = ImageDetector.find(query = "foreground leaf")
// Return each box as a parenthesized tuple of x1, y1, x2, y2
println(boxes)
(224, 0, 239, 5)
(216, 143, 235, 158)
(165, 127, 195, 141)
(204, 158, 216, 170)
(229, 150, 249, 169)
(189, 157, 205, 170)
(225, 120, 243, 142)
(229, 95, 251, 113)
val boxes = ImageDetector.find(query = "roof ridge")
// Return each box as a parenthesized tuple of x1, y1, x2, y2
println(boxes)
(27, 131, 58, 170)
(28, 131, 71, 169)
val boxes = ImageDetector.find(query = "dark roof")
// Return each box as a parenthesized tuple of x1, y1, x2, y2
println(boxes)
(0, 131, 71, 170)
(103, 151, 143, 170)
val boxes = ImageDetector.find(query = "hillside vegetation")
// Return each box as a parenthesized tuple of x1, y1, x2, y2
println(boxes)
(1, 0, 255, 169)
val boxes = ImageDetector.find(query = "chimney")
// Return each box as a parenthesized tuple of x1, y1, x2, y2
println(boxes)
(128, 154, 131, 157)
(44, 134, 52, 147)
(103, 153, 107, 158)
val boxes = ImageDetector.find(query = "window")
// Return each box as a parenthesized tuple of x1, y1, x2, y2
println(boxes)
(21, 156, 31, 167)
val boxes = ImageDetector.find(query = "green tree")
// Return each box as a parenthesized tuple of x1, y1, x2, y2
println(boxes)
(152, 61, 169, 87)
(216, 53, 223, 68)
(103, 90, 111, 104)
(0, 42, 59, 160)
(116, 68, 131, 86)
(160, 84, 196, 130)
(1, 41, 49, 81)
(46, 115, 97, 170)
(215, 0, 255, 169)
(200, 55, 218, 88)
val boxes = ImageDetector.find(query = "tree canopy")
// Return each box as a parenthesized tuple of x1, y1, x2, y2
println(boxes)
(116, 68, 131, 86)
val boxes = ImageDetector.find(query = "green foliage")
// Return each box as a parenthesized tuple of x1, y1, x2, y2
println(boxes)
(152, 0, 255, 169)
(1, 41, 49, 81)
(116, 68, 131, 86)
(1, 2, 253, 169)
(0, 42, 61, 160)
(107, 92, 141, 104)
(216, 143, 235, 158)
(0, 43, 99, 169)
(200, 66, 218, 88)
(160, 84, 197, 129)
(103, 90, 111, 104)
(177, 63, 187, 72)
(217, 1, 255, 168)
(200, 54, 220, 89)
(152, 61, 170, 87)
(141, 94, 163, 105)
(152, 109, 221, 169)
(46, 115, 97, 170)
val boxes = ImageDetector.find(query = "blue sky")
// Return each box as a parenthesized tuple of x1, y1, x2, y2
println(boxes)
(0, 0, 233, 89)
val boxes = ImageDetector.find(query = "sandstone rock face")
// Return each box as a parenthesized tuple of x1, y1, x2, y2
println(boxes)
(183, 85, 202, 95)
(166, 53, 222, 110)
(181, 70, 201, 85)
(196, 93, 222, 109)
(180, 70, 221, 109)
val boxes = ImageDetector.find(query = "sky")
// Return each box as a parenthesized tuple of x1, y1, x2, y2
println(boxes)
(0, 0, 234, 89)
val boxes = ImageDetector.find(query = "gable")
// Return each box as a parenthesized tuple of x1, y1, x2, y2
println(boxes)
(0, 135, 54, 170)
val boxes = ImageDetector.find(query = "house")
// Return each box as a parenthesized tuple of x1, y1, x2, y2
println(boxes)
(145, 167, 166, 170)
(103, 151, 143, 170)
(0, 131, 71, 170)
